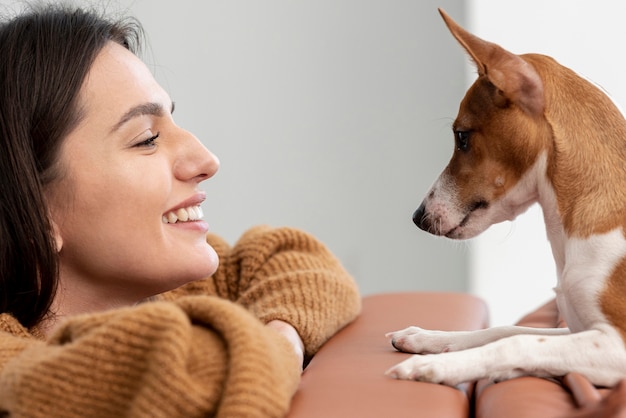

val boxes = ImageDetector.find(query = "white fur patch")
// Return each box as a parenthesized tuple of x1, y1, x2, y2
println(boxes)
(558, 229, 626, 332)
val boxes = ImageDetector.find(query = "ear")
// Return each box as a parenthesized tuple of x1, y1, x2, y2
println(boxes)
(438, 8, 544, 117)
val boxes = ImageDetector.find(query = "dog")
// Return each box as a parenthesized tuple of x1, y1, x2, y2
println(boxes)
(385, 9, 626, 387)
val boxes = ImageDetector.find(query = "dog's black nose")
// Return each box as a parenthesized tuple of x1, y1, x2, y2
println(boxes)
(413, 204, 427, 229)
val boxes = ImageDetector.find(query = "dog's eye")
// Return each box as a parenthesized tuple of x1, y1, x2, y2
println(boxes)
(455, 130, 471, 152)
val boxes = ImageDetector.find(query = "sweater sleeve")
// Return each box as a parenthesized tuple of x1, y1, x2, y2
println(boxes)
(164, 225, 361, 358)
(0, 296, 301, 418)
(216, 225, 361, 357)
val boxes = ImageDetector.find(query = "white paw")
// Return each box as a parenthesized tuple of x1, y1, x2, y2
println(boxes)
(386, 326, 457, 354)
(385, 354, 461, 385)
(385, 345, 535, 386)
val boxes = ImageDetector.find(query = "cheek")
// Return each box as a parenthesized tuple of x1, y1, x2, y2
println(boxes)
(55, 171, 172, 277)
(60, 160, 168, 236)
(447, 158, 512, 206)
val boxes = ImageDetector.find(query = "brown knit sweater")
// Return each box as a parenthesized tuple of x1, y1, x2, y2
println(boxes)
(0, 226, 361, 417)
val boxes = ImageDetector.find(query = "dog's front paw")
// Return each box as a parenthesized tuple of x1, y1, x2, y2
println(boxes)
(386, 326, 457, 354)
(385, 354, 461, 385)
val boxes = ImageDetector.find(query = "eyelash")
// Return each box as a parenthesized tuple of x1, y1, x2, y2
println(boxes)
(136, 132, 160, 148)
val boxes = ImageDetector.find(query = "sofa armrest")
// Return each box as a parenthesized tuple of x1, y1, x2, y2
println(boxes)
(287, 292, 489, 418)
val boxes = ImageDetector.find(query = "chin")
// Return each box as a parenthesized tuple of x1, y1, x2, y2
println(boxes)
(189, 245, 220, 278)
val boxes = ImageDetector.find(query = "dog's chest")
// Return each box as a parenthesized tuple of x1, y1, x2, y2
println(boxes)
(555, 229, 626, 332)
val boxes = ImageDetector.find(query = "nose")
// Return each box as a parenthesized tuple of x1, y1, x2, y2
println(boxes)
(174, 130, 220, 183)
(412, 203, 428, 230)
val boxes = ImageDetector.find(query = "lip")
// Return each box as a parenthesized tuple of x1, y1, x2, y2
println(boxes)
(164, 191, 207, 215)
(162, 191, 209, 234)
(445, 226, 462, 239)
(168, 218, 209, 234)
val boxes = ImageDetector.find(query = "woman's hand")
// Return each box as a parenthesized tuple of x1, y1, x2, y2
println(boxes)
(266, 320, 305, 371)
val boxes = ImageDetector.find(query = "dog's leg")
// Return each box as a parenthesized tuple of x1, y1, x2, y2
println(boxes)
(385, 325, 626, 387)
(387, 325, 570, 354)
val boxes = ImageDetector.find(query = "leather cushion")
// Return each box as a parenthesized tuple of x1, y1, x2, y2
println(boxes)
(287, 292, 489, 418)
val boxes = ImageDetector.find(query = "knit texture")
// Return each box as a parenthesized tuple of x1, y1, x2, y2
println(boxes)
(0, 226, 361, 417)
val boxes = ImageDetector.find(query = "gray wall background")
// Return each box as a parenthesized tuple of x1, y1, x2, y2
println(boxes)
(2, 0, 470, 295)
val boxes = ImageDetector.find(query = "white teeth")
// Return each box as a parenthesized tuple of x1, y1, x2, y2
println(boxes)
(187, 206, 201, 220)
(162, 205, 204, 224)
(176, 208, 189, 222)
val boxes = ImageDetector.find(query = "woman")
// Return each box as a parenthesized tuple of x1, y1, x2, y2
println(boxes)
(0, 3, 361, 417)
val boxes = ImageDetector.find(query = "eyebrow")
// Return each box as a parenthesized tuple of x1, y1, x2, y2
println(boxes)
(110, 101, 175, 133)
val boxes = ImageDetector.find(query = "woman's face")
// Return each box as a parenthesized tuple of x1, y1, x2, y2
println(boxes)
(46, 42, 220, 310)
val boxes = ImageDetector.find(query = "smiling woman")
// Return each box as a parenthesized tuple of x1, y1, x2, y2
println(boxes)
(45, 41, 222, 314)
(0, 3, 360, 417)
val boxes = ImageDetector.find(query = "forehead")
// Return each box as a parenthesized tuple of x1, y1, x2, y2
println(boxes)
(455, 78, 501, 129)
(78, 42, 168, 127)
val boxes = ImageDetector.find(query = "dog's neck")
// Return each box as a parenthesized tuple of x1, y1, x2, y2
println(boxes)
(525, 54, 626, 241)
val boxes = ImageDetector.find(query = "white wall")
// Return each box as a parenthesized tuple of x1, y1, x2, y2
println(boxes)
(468, 0, 626, 325)
(0, 0, 470, 296)
(123, 0, 470, 295)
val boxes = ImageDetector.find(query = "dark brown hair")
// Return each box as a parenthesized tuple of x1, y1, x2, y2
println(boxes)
(0, 3, 143, 328)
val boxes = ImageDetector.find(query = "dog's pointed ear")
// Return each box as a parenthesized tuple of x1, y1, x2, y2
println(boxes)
(438, 8, 544, 117)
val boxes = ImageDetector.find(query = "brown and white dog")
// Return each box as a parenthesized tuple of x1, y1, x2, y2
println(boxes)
(385, 9, 626, 387)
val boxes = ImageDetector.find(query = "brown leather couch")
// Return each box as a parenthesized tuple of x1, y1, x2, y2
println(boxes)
(287, 292, 624, 418)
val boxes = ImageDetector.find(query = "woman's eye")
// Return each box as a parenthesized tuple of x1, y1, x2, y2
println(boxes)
(455, 130, 471, 152)
(135, 132, 160, 148)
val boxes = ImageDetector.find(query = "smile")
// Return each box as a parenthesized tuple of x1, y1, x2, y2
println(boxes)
(162, 205, 204, 224)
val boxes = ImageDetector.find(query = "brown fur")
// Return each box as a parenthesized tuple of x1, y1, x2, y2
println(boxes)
(602, 258, 626, 342)
(387, 10, 626, 387)
(441, 10, 626, 339)
(445, 75, 552, 211)
(528, 54, 626, 237)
